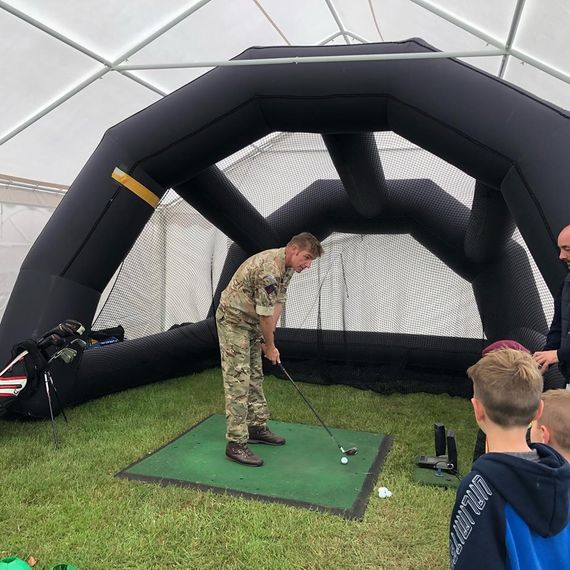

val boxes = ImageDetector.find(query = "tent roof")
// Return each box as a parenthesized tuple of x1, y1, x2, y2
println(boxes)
(1, 0, 569, 190)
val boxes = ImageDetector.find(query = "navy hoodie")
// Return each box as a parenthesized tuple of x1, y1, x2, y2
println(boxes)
(449, 443, 570, 569)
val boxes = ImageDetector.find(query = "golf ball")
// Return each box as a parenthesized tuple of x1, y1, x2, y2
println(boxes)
(341, 456, 349, 465)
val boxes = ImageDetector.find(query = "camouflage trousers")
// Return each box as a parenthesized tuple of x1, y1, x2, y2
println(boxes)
(216, 310, 269, 443)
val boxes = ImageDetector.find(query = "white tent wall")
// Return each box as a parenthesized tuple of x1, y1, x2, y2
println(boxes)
(0, 183, 61, 321)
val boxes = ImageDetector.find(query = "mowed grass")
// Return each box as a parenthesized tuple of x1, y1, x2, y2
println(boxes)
(0, 369, 477, 569)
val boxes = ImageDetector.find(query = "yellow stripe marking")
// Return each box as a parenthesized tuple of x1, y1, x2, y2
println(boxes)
(112, 167, 159, 209)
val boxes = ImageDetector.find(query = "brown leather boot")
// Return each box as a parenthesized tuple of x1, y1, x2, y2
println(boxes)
(225, 442, 264, 466)
(248, 425, 286, 446)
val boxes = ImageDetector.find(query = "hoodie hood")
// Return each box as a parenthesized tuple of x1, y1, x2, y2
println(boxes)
(472, 443, 570, 537)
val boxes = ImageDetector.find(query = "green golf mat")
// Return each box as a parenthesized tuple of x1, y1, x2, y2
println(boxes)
(412, 465, 461, 489)
(117, 414, 392, 520)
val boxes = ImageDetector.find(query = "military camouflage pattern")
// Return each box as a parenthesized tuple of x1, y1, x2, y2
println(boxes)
(217, 248, 294, 328)
(217, 310, 268, 442)
(216, 247, 294, 443)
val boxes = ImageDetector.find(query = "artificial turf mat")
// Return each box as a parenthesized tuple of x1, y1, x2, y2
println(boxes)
(412, 465, 461, 489)
(117, 414, 392, 519)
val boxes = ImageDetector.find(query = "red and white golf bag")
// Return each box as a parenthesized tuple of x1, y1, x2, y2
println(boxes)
(0, 319, 85, 418)
(0, 351, 29, 415)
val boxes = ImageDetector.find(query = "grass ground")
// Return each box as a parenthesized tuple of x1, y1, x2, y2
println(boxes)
(0, 369, 477, 569)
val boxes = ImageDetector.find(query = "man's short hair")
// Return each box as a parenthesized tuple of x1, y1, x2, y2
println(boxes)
(539, 389, 570, 453)
(287, 232, 324, 258)
(467, 348, 543, 427)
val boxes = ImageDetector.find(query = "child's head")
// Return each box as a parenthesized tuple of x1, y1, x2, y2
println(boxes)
(467, 348, 543, 429)
(531, 389, 570, 456)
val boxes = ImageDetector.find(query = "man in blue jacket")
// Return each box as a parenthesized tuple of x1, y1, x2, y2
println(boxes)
(450, 348, 570, 569)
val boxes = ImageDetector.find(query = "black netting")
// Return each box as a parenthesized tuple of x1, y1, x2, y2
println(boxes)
(93, 132, 556, 395)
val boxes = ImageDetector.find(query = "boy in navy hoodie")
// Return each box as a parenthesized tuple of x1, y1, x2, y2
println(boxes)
(450, 348, 570, 569)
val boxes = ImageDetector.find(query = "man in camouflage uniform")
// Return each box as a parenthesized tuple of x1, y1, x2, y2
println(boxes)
(216, 232, 323, 466)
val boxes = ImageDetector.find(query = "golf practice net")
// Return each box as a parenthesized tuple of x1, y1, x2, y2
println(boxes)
(92, 132, 557, 396)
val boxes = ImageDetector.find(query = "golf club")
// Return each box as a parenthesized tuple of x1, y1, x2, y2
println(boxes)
(277, 362, 357, 456)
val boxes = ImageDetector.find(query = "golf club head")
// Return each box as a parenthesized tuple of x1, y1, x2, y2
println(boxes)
(58, 347, 77, 364)
(71, 338, 88, 349)
(48, 347, 77, 365)
(343, 447, 358, 456)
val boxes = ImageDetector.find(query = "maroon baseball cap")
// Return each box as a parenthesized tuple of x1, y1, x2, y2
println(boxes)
(482, 339, 530, 356)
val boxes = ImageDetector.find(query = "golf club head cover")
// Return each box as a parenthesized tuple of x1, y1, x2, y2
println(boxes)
(37, 332, 65, 350)
(447, 429, 458, 473)
(434, 422, 446, 456)
(36, 319, 85, 350)
(60, 319, 85, 337)
(48, 320, 85, 339)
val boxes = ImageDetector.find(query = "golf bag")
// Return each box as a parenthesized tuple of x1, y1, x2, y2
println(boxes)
(0, 351, 29, 416)
(0, 319, 86, 417)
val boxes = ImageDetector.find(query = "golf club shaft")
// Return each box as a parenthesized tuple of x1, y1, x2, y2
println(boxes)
(278, 362, 344, 453)
(44, 372, 59, 449)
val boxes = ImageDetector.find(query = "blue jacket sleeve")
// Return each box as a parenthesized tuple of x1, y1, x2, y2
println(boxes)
(450, 473, 506, 569)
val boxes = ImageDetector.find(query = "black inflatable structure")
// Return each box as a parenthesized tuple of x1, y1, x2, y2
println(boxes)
(1, 39, 570, 417)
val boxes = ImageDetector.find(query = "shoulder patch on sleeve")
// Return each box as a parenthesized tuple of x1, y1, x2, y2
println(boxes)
(262, 275, 277, 295)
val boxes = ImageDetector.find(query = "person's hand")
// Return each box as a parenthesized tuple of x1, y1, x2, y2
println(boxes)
(533, 350, 558, 372)
(262, 344, 280, 365)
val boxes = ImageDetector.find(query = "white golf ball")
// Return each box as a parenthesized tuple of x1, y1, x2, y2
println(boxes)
(341, 456, 349, 465)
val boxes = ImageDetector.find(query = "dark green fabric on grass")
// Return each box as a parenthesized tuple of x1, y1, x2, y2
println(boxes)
(118, 414, 392, 519)
(412, 465, 460, 489)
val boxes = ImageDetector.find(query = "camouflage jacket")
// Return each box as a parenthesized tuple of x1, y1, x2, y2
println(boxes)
(218, 248, 294, 328)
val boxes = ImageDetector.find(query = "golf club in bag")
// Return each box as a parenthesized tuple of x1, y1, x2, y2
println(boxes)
(277, 362, 357, 459)
(1, 319, 87, 447)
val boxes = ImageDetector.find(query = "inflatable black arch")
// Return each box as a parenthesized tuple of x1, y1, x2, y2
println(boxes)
(2, 38, 570, 416)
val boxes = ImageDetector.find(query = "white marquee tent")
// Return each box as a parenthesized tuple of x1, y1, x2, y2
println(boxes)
(1, 0, 569, 328)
